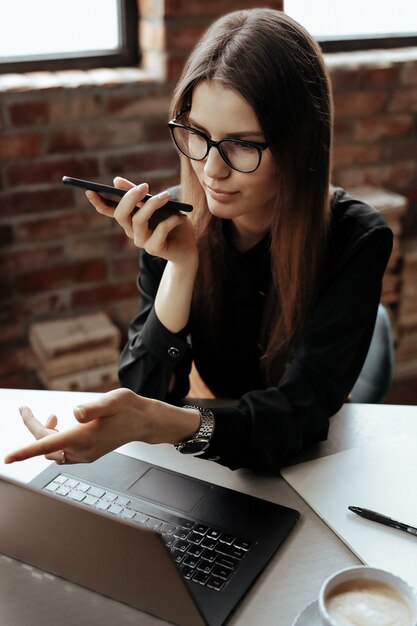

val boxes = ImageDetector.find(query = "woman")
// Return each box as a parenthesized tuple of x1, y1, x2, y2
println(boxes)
(5, 9, 392, 473)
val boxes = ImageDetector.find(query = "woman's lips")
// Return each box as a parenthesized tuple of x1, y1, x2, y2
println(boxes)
(206, 185, 238, 202)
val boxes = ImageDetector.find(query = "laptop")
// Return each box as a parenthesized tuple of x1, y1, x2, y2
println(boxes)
(0, 450, 299, 626)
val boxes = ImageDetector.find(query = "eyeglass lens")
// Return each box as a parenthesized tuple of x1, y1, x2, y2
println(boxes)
(172, 126, 261, 172)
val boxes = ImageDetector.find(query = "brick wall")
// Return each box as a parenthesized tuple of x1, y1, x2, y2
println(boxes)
(1, 2, 417, 389)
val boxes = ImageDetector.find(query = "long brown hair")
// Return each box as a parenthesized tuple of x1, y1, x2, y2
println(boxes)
(169, 9, 333, 383)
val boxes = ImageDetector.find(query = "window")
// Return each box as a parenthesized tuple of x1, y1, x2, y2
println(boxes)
(0, 0, 138, 73)
(284, 0, 417, 51)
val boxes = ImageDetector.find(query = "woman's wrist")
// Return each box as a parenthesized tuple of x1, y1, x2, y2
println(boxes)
(145, 400, 200, 445)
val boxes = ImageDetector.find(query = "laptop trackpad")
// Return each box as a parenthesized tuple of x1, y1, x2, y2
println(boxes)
(128, 468, 209, 512)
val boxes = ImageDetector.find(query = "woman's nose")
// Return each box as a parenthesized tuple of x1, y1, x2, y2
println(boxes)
(203, 145, 230, 179)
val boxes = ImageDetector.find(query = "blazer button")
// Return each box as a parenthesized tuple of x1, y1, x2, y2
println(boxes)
(168, 346, 180, 359)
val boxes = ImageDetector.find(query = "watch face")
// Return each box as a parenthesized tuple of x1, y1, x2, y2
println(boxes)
(177, 438, 210, 455)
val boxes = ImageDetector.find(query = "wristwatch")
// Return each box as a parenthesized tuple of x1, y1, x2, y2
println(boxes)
(175, 406, 215, 455)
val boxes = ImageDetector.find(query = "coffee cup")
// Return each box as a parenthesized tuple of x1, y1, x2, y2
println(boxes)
(318, 566, 417, 626)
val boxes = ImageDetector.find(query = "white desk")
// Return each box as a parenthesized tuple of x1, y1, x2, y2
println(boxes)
(0, 388, 416, 626)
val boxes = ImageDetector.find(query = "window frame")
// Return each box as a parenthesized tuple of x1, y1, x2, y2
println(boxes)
(0, 0, 139, 73)
(319, 33, 417, 53)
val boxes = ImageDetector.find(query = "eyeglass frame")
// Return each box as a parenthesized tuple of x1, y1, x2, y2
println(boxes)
(167, 115, 269, 173)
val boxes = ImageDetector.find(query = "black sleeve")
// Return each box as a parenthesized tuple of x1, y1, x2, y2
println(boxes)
(202, 222, 393, 473)
(118, 250, 192, 402)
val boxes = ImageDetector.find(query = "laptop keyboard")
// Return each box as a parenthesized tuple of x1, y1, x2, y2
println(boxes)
(43, 474, 253, 591)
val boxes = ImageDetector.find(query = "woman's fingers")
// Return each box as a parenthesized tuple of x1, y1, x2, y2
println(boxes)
(45, 414, 58, 430)
(19, 406, 52, 439)
(4, 429, 74, 464)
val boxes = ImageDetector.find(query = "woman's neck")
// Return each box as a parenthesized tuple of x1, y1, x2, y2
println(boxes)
(230, 217, 271, 252)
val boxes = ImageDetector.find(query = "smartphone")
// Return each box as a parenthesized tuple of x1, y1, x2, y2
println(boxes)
(62, 176, 192, 229)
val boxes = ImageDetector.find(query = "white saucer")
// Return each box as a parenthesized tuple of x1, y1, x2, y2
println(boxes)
(292, 600, 322, 625)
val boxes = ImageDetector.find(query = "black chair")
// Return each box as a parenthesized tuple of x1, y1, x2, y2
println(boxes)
(350, 304, 395, 403)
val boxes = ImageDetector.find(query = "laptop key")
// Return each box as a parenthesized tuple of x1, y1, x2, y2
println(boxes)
(65, 479, 79, 488)
(234, 538, 253, 551)
(175, 517, 195, 530)
(120, 508, 136, 519)
(206, 529, 222, 541)
(187, 545, 204, 558)
(194, 524, 208, 535)
(201, 537, 217, 550)
(192, 570, 210, 586)
(173, 527, 189, 540)
(160, 522, 176, 535)
(207, 576, 225, 591)
(201, 549, 216, 563)
(76, 482, 90, 493)
(102, 492, 118, 502)
(182, 554, 199, 568)
(173, 539, 189, 552)
(115, 496, 130, 506)
(197, 561, 213, 575)
(56, 485, 71, 496)
(216, 555, 238, 570)
(83, 495, 99, 506)
(181, 565, 194, 580)
(146, 517, 163, 530)
(45, 482, 60, 492)
(88, 487, 106, 498)
(188, 532, 203, 545)
(68, 490, 86, 502)
(219, 533, 235, 545)
(170, 549, 185, 564)
(212, 565, 232, 581)
(54, 475, 68, 484)
(108, 504, 123, 515)
(95, 500, 111, 511)
(215, 544, 246, 560)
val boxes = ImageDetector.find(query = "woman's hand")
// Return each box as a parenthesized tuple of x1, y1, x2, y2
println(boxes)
(4, 388, 200, 465)
(86, 177, 198, 267)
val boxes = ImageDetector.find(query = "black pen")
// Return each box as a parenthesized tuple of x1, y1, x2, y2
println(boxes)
(348, 506, 417, 536)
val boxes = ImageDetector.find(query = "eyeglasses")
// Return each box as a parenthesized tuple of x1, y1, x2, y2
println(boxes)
(168, 117, 268, 173)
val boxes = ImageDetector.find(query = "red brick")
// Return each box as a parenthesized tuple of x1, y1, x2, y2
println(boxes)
(0, 225, 15, 246)
(0, 344, 35, 376)
(164, 0, 280, 17)
(0, 187, 74, 217)
(48, 94, 102, 122)
(354, 115, 415, 142)
(166, 22, 209, 52)
(389, 88, 417, 113)
(0, 278, 13, 300)
(0, 246, 64, 274)
(333, 91, 388, 118)
(9, 101, 50, 126)
(329, 65, 400, 90)
(6, 157, 99, 186)
(383, 142, 417, 162)
(15, 211, 107, 242)
(72, 282, 138, 307)
(16, 260, 108, 294)
(105, 93, 171, 118)
(0, 133, 43, 160)
(400, 62, 417, 86)
(111, 257, 140, 279)
(19, 291, 69, 319)
(334, 162, 417, 192)
(332, 144, 382, 169)
(69, 232, 135, 260)
(47, 120, 144, 154)
(103, 147, 177, 177)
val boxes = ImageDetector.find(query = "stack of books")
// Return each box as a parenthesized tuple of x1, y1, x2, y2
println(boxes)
(29, 312, 121, 392)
